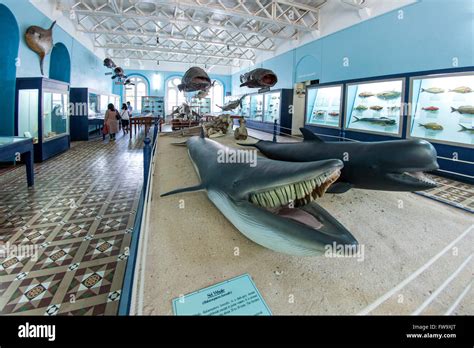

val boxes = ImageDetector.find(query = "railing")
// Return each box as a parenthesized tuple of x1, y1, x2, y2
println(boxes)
(118, 119, 159, 315)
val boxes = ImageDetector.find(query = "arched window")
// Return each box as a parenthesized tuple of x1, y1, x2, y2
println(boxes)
(124, 76, 149, 114)
(210, 80, 224, 113)
(166, 77, 186, 114)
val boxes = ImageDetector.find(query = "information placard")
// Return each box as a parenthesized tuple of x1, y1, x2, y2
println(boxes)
(172, 274, 272, 316)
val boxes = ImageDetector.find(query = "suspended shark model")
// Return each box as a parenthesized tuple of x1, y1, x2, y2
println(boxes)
(161, 135, 357, 256)
(25, 21, 56, 75)
(243, 128, 439, 193)
(216, 95, 247, 111)
(240, 68, 278, 88)
(178, 66, 214, 92)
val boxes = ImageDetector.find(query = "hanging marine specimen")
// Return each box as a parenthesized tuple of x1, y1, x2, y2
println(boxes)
(25, 21, 56, 75)
(161, 135, 356, 256)
(178, 67, 214, 92)
(216, 95, 247, 111)
(241, 128, 439, 194)
(240, 68, 278, 88)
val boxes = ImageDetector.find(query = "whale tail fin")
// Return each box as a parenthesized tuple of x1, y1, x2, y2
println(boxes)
(161, 184, 205, 197)
(299, 128, 324, 142)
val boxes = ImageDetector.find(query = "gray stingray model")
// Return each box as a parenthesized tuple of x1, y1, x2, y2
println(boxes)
(161, 136, 357, 256)
(216, 95, 247, 111)
(179, 66, 214, 92)
(240, 68, 278, 88)
(243, 128, 439, 193)
(25, 21, 56, 75)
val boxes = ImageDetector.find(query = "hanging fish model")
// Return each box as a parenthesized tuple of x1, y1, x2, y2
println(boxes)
(25, 21, 56, 75)
(240, 68, 278, 88)
(103, 58, 117, 69)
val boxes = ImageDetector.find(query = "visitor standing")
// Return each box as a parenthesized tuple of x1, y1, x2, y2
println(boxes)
(104, 103, 119, 141)
(127, 101, 133, 116)
(120, 103, 130, 134)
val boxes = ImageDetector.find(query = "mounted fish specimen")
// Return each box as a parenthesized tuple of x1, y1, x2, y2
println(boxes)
(449, 86, 473, 94)
(161, 135, 356, 256)
(370, 105, 384, 111)
(25, 21, 56, 75)
(216, 95, 247, 111)
(422, 106, 439, 111)
(178, 67, 213, 92)
(353, 116, 395, 126)
(358, 92, 375, 98)
(451, 105, 474, 114)
(419, 122, 443, 131)
(241, 128, 439, 194)
(103, 58, 117, 69)
(328, 112, 339, 117)
(171, 102, 200, 120)
(240, 68, 278, 88)
(354, 105, 368, 111)
(421, 87, 445, 94)
(376, 91, 401, 100)
(458, 124, 474, 132)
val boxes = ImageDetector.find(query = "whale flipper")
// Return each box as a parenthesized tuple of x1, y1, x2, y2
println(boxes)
(326, 182, 353, 194)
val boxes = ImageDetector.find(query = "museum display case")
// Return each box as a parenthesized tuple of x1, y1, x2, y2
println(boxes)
(15, 77, 70, 162)
(142, 96, 164, 117)
(70, 88, 120, 141)
(263, 91, 281, 123)
(306, 84, 343, 128)
(344, 78, 405, 137)
(190, 97, 211, 115)
(408, 71, 474, 147)
(240, 94, 251, 117)
(249, 94, 264, 121)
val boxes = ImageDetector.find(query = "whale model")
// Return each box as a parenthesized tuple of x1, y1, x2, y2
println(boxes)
(161, 135, 357, 256)
(242, 128, 439, 193)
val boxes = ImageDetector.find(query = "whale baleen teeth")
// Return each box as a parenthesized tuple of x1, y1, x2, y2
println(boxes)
(249, 169, 341, 209)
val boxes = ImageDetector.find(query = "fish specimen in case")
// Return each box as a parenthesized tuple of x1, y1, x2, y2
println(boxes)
(421, 87, 445, 94)
(359, 92, 375, 98)
(458, 124, 474, 132)
(422, 106, 439, 111)
(451, 105, 474, 114)
(449, 86, 473, 94)
(377, 91, 401, 100)
(354, 105, 368, 111)
(419, 122, 444, 130)
(353, 116, 395, 126)
(370, 105, 384, 111)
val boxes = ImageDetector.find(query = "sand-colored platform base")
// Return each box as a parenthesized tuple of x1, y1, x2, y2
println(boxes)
(138, 133, 473, 315)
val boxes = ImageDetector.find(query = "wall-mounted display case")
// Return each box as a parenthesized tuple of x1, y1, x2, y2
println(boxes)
(408, 71, 474, 148)
(249, 94, 264, 121)
(263, 91, 281, 123)
(15, 78, 70, 162)
(70, 88, 120, 141)
(142, 96, 164, 117)
(344, 78, 405, 137)
(306, 84, 343, 128)
(190, 97, 211, 115)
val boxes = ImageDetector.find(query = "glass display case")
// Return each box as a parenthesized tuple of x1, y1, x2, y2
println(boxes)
(250, 94, 264, 121)
(263, 92, 281, 123)
(306, 84, 343, 128)
(190, 97, 211, 115)
(142, 96, 164, 117)
(15, 78, 70, 162)
(88, 92, 100, 118)
(345, 78, 404, 136)
(409, 71, 474, 147)
(240, 95, 250, 117)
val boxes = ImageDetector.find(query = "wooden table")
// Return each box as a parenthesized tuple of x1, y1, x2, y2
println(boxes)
(129, 116, 161, 139)
(0, 136, 34, 187)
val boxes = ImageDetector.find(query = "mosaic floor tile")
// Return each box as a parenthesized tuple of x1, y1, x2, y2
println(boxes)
(0, 133, 145, 315)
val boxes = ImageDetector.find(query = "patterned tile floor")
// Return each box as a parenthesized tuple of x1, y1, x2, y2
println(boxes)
(0, 132, 144, 315)
(416, 175, 474, 213)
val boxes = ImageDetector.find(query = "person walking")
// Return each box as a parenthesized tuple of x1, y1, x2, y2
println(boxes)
(127, 101, 133, 116)
(104, 103, 119, 141)
(120, 103, 130, 134)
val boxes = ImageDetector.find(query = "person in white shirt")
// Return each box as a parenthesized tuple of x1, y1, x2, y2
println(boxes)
(127, 101, 133, 115)
(120, 103, 130, 134)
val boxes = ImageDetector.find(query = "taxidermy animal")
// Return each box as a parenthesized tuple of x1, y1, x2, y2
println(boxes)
(451, 105, 474, 115)
(103, 58, 117, 69)
(178, 66, 213, 92)
(241, 128, 439, 193)
(161, 135, 357, 256)
(217, 95, 247, 112)
(172, 102, 200, 120)
(353, 116, 395, 126)
(123, 78, 135, 86)
(25, 21, 56, 75)
(111, 67, 127, 80)
(240, 68, 278, 88)
(202, 115, 231, 138)
(234, 117, 248, 140)
(419, 122, 443, 131)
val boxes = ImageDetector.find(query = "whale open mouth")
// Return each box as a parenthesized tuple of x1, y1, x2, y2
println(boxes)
(262, 74, 277, 86)
(401, 171, 437, 186)
(248, 168, 341, 230)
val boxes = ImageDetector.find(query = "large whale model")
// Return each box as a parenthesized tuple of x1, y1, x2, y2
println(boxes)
(243, 128, 439, 193)
(161, 135, 357, 256)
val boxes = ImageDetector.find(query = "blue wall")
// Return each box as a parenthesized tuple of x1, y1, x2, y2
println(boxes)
(49, 43, 71, 83)
(0, 0, 112, 93)
(231, 0, 474, 95)
(0, 3, 19, 136)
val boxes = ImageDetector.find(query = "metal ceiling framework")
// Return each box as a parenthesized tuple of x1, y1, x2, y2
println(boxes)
(58, 0, 327, 68)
